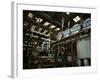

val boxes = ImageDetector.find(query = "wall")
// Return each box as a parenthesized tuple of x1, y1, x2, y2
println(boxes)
(0, 0, 99, 80)
(77, 37, 91, 58)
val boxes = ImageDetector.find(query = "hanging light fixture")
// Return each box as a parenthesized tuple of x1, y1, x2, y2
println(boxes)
(55, 28, 60, 31)
(50, 25, 56, 29)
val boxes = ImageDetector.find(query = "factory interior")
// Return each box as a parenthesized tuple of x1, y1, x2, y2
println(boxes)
(23, 10, 91, 69)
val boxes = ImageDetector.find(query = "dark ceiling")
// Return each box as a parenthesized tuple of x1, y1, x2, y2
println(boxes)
(23, 10, 90, 29)
(23, 10, 91, 41)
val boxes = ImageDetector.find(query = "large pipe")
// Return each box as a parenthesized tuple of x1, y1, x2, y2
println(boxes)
(62, 17, 64, 30)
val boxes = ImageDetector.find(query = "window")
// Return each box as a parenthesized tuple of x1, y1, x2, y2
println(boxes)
(28, 12, 33, 18)
(73, 16, 80, 23)
(43, 22, 50, 26)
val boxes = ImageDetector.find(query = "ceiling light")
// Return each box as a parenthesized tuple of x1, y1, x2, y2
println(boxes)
(55, 28, 60, 31)
(66, 12, 70, 15)
(28, 12, 33, 18)
(50, 25, 56, 29)
(73, 16, 80, 23)
(43, 22, 50, 26)
(31, 25, 36, 32)
(35, 17, 38, 19)
(34, 42, 37, 44)
(36, 18, 43, 23)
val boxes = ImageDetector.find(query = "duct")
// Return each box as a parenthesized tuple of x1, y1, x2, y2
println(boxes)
(70, 24, 80, 35)
(32, 30, 49, 37)
(82, 18, 91, 30)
